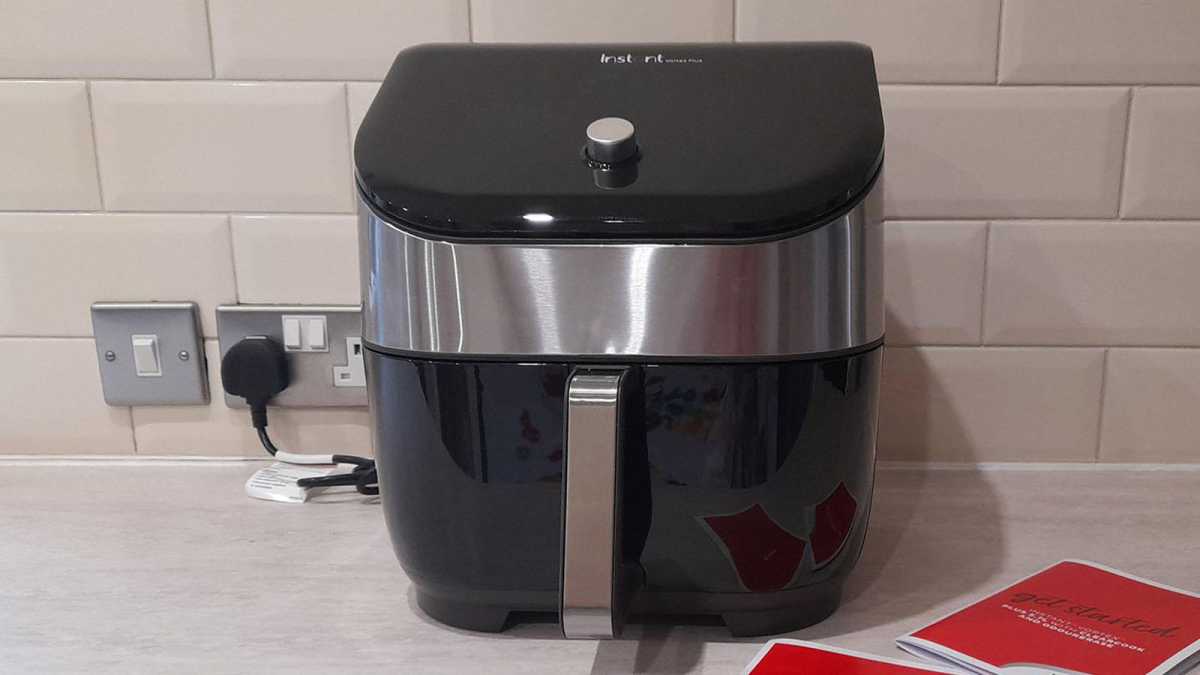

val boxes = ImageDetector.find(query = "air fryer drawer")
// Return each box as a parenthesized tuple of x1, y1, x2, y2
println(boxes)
(367, 346, 880, 635)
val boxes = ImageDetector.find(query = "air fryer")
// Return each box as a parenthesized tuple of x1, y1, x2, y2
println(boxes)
(354, 42, 885, 638)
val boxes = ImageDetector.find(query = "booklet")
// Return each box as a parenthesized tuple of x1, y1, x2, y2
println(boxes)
(896, 560, 1200, 675)
(745, 640, 960, 674)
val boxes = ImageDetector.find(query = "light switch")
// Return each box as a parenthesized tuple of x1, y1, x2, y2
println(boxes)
(131, 334, 162, 377)
(282, 317, 303, 350)
(92, 302, 208, 406)
(280, 314, 328, 352)
(306, 317, 327, 350)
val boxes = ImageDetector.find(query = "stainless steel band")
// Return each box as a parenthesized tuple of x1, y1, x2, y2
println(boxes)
(359, 182, 882, 359)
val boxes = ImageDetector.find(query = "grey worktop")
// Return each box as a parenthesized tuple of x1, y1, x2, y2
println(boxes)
(1, 461, 1197, 674)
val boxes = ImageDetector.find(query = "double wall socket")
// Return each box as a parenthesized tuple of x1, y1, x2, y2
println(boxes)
(216, 305, 367, 408)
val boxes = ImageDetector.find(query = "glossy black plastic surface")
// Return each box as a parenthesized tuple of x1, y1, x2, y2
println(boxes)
(368, 346, 881, 634)
(355, 43, 884, 241)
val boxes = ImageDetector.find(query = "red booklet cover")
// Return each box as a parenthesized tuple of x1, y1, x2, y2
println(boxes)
(745, 640, 960, 674)
(897, 560, 1200, 675)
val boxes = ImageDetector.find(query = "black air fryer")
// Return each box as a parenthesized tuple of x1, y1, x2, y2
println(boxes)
(355, 43, 884, 638)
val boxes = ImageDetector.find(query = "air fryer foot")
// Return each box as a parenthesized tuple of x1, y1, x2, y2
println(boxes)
(719, 584, 842, 637)
(416, 592, 511, 633)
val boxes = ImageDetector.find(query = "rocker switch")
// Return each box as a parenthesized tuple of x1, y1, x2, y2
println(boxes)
(131, 334, 162, 377)
(280, 315, 329, 352)
(282, 317, 303, 350)
(306, 318, 327, 350)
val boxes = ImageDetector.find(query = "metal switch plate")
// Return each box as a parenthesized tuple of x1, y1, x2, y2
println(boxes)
(91, 302, 209, 406)
(216, 305, 366, 408)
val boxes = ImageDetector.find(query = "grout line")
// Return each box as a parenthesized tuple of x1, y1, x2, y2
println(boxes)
(3, 74, 1194, 88)
(202, 0, 216, 79)
(82, 82, 107, 210)
(991, 80, 1198, 88)
(225, 214, 242, 303)
(343, 81, 353, 140)
(0, 208, 358, 217)
(977, 221, 991, 345)
(342, 81, 357, 193)
(1, 211, 1195, 224)
(881, 79, 1013, 86)
(878, 83, 1137, 91)
(127, 407, 139, 454)
(993, 0, 1005, 84)
(0, 336, 96, 341)
(466, 0, 474, 43)
(888, 344, 1200, 350)
(0, 456, 270, 466)
(12, 78, 366, 86)
(881, 216, 1200, 224)
(1093, 348, 1111, 461)
(877, 461, 1200, 472)
(6, 76, 1193, 87)
(731, 0, 739, 42)
(1115, 87, 1136, 218)
(220, 212, 360, 219)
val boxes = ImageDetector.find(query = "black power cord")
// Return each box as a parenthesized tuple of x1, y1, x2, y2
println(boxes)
(221, 335, 377, 496)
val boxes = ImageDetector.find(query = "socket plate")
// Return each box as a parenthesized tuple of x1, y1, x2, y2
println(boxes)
(216, 305, 366, 408)
(91, 302, 209, 406)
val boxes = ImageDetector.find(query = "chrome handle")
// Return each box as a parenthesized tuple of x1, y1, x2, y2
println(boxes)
(560, 369, 627, 639)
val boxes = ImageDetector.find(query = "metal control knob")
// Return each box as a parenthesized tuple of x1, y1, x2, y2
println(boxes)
(585, 117, 638, 164)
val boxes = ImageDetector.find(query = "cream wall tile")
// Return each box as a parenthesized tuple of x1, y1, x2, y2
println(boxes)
(884, 222, 986, 345)
(1122, 88, 1200, 219)
(880, 87, 1128, 219)
(91, 82, 352, 213)
(1101, 349, 1200, 462)
(984, 222, 1200, 346)
(470, 0, 733, 42)
(0, 339, 134, 454)
(0, 0, 210, 78)
(231, 215, 360, 304)
(132, 342, 371, 457)
(1000, 0, 1200, 84)
(0, 214, 234, 337)
(0, 82, 100, 210)
(878, 347, 1104, 462)
(736, 0, 1000, 83)
(209, 0, 468, 80)
(348, 83, 382, 144)
(345, 83, 381, 196)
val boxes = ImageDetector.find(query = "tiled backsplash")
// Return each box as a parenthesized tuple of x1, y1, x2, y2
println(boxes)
(1, 0, 1198, 463)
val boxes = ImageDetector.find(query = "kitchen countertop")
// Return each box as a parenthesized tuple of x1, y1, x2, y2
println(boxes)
(1, 460, 1197, 674)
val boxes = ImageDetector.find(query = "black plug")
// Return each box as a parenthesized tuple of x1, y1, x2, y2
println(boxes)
(220, 334, 376, 493)
(220, 336, 289, 430)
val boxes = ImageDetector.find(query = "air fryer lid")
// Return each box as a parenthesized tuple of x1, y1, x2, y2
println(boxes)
(355, 43, 883, 241)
